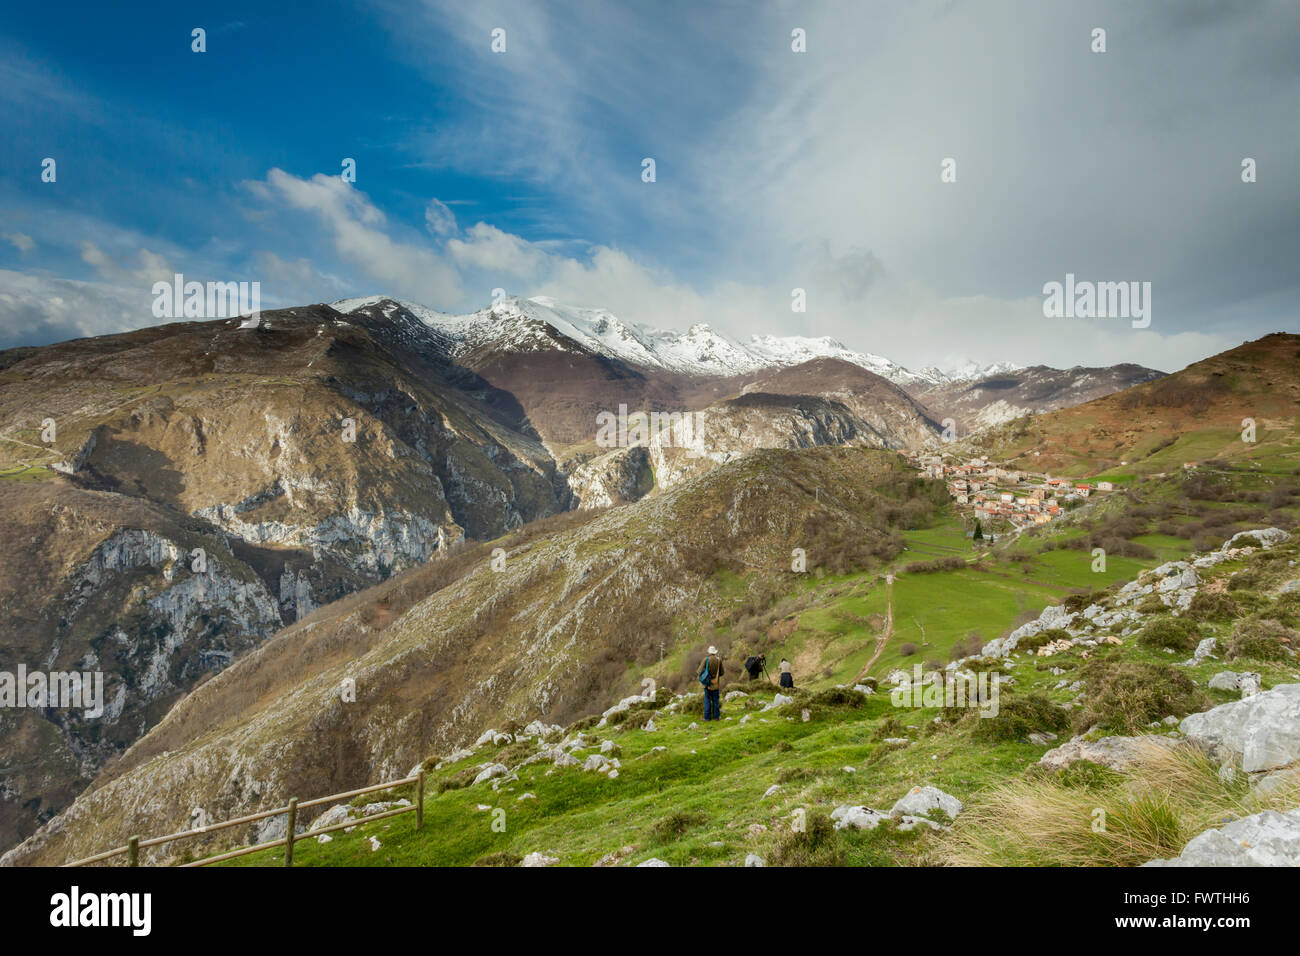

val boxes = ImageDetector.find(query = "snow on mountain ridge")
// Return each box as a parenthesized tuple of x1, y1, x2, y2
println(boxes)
(330, 293, 1018, 385)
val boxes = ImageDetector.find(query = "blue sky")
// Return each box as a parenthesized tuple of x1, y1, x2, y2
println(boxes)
(2, 1, 1298, 371)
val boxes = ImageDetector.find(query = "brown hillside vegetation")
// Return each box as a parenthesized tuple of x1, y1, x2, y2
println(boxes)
(977, 333, 1300, 476)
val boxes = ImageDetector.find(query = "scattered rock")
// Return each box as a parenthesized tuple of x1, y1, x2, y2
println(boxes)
(831, 805, 887, 830)
(472, 763, 509, 786)
(1180, 683, 1300, 772)
(889, 786, 963, 821)
(637, 857, 670, 867)
(1039, 735, 1178, 772)
(744, 853, 765, 867)
(1143, 808, 1300, 866)
(521, 852, 559, 867)
(1208, 671, 1262, 698)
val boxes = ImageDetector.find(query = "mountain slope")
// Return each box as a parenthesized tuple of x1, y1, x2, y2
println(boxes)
(0, 303, 568, 847)
(2, 448, 944, 865)
(974, 332, 1300, 476)
(909, 363, 1166, 433)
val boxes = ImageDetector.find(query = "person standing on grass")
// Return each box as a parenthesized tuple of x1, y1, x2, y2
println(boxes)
(698, 644, 724, 721)
(779, 658, 794, 690)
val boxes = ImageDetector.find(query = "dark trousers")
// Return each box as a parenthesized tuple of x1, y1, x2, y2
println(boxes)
(703, 688, 720, 721)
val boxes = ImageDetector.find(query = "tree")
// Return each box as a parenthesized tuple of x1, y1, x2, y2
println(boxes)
(973, 518, 984, 541)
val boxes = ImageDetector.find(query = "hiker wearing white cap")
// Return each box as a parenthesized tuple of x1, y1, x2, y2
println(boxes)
(697, 645, 724, 721)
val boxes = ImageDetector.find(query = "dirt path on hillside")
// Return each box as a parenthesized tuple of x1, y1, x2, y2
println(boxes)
(853, 574, 894, 683)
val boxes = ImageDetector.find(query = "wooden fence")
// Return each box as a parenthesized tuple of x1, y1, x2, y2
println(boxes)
(63, 771, 424, 868)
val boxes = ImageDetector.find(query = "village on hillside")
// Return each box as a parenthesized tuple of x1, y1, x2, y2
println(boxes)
(907, 453, 1115, 537)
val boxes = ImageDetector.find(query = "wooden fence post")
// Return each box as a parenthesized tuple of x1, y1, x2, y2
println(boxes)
(284, 798, 298, 867)
(416, 770, 424, 830)
(127, 836, 139, 867)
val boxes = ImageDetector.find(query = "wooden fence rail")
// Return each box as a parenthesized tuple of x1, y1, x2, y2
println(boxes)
(63, 771, 424, 868)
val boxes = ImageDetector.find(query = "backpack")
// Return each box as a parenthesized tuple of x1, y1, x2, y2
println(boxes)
(698, 657, 711, 687)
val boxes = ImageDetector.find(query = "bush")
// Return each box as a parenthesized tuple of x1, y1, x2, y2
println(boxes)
(903, 557, 966, 573)
(949, 632, 985, 660)
(1227, 618, 1297, 662)
(1017, 627, 1071, 651)
(435, 766, 478, 794)
(472, 851, 522, 867)
(1136, 594, 1167, 614)
(1184, 590, 1240, 623)
(899, 642, 918, 657)
(872, 716, 904, 740)
(770, 809, 847, 867)
(1074, 661, 1208, 735)
(648, 810, 707, 842)
(1137, 616, 1200, 651)
(1063, 590, 1109, 613)
(972, 692, 1070, 743)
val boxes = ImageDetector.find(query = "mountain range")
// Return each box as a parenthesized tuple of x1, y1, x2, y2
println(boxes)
(333, 294, 1025, 387)
(0, 291, 1175, 849)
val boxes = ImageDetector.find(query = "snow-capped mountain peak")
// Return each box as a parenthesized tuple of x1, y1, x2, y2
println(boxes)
(330, 293, 1018, 387)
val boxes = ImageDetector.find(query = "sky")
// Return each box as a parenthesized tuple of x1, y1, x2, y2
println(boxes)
(1, 0, 1298, 373)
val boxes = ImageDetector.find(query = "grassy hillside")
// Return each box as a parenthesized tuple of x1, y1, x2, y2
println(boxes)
(220, 524, 1300, 868)
(974, 332, 1300, 477)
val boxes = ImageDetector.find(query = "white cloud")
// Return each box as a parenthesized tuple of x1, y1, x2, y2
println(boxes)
(0, 269, 154, 347)
(424, 199, 457, 238)
(2, 233, 34, 254)
(255, 169, 463, 305)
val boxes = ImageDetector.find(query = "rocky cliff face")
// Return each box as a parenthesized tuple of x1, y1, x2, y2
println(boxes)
(0, 304, 569, 848)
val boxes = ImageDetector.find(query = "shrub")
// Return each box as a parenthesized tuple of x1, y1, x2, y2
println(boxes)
(1184, 590, 1239, 623)
(648, 810, 707, 842)
(1227, 617, 1296, 662)
(1136, 594, 1166, 615)
(1074, 661, 1208, 735)
(972, 692, 1070, 743)
(435, 766, 478, 794)
(1017, 627, 1071, 651)
(899, 642, 918, 657)
(872, 716, 904, 740)
(1136, 616, 1200, 651)
(472, 851, 522, 867)
(1063, 590, 1109, 613)
(770, 809, 846, 867)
